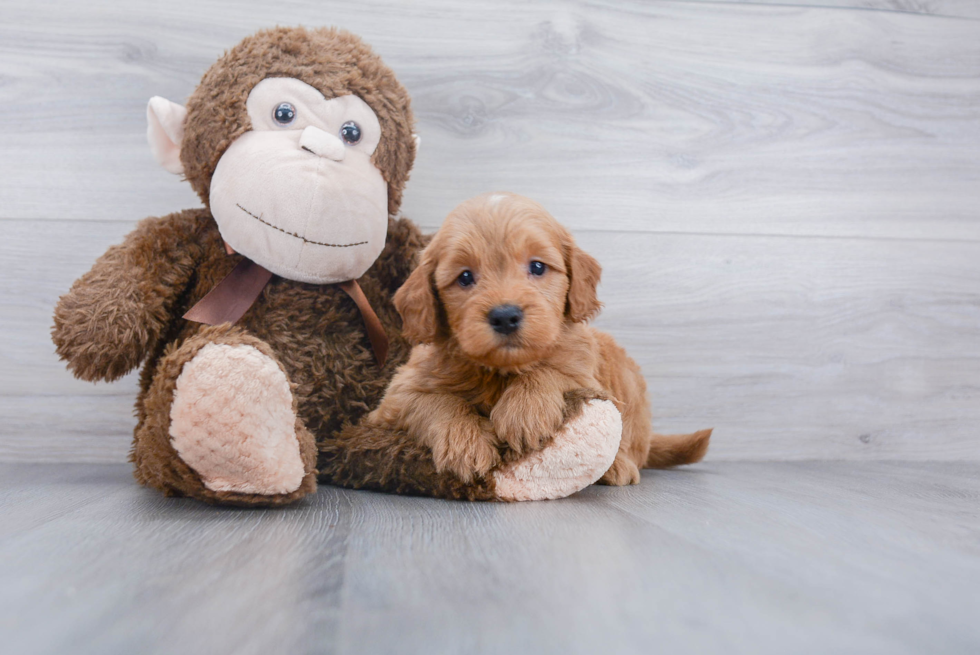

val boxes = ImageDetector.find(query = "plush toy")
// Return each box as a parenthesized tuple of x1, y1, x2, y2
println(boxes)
(51, 26, 622, 506)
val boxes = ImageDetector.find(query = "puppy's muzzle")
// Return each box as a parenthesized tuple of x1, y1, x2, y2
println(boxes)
(488, 304, 523, 336)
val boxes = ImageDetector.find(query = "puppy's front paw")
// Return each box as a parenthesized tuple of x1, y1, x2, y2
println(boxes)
(431, 418, 501, 483)
(598, 454, 641, 486)
(491, 391, 566, 456)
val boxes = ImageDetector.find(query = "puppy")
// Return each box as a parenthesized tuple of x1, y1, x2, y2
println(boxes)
(366, 192, 711, 484)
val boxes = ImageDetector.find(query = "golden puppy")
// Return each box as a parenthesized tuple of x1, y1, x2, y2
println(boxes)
(367, 192, 710, 484)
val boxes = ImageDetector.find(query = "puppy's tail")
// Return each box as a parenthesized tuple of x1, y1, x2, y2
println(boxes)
(645, 429, 712, 468)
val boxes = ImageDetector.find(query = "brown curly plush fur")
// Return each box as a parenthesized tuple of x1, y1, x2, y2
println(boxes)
(182, 26, 416, 216)
(51, 27, 484, 505)
(318, 387, 601, 499)
(52, 208, 437, 504)
(134, 323, 319, 506)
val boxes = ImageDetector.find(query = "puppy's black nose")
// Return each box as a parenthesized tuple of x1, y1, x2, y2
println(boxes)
(488, 305, 523, 335)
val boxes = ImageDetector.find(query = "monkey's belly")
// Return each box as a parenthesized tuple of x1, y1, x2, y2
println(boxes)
(234, 281, 410, 444)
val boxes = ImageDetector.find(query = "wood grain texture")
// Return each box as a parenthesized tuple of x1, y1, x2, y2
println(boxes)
(3, 220, 977, 462)
(1, 1, 978, 463)
(0, 1, 978, 239)
(683, 0, 980, 19)
(1, 462, 978, 654)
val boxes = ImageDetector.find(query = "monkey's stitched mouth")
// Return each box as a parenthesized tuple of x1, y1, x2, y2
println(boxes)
(236, 204, 368, 248)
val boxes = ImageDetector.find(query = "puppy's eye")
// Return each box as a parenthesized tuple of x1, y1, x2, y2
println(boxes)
(457, 270, 475, 287)
(273, 102, 296, 125)
(529, 261, 547, 276)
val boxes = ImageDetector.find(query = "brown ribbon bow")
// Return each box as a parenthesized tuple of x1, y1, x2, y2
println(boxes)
(183, 257, 389, 368)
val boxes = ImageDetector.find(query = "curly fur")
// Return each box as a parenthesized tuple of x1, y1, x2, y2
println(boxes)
(52, 207, 428, 504)
(50, 27, 452, 505)
(50, 28, 648, 505)
(133, 324, 319, 506)
(370, 193, 711, 485)
(319, 387, 603, 500)
(182, 26, 416, 216)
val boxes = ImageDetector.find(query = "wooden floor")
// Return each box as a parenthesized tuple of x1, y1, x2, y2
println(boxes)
(2, 3, 978, 652)
(1, 461, 977, 655)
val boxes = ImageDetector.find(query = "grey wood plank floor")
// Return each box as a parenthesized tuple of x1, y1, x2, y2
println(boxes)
(3, 4, 977, 653)
(1, 462, 977, 655)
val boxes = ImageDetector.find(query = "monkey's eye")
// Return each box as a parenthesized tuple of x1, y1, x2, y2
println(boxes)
(457, 270, 475, 288)
(273, 102, 296, 125)
(340, 121, 362, 144)
(529, 261, 547, 276)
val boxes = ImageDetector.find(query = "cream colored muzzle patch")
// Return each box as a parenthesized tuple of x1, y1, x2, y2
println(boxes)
(208, 78, 389, 284)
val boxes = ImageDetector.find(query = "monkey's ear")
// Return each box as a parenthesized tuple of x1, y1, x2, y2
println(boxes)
(147, 96, 187, 175)
(393, 252, 442, 344)
(413, 134, 421, 151)
(566, 243, 603, 323)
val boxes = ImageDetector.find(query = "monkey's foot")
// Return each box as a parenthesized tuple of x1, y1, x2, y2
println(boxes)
(169, 343, 311, 497)
(492, 399, 622, 501)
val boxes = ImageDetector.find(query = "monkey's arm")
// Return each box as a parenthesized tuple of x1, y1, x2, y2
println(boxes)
(52, 209, 210, 382)
(318, 419, 498, 500)
(318, 389, 619, 501)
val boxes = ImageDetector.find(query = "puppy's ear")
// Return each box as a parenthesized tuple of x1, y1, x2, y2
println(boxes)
(394, 251, 442, 343)
(566, 243, 603, 323)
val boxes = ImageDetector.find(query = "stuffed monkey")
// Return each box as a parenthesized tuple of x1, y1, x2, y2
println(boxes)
(52, 27, 622, 506)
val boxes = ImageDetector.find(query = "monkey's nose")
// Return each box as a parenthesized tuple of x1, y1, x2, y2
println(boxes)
(488, 305, 523, 336)
(299, 126, 345, 161)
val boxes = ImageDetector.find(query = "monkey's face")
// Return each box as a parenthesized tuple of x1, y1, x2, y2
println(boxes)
(208, 77, 388, 284)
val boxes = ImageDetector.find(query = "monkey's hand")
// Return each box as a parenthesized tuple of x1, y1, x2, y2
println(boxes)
(52, 211, 207, 382)
(492, 390, 623, 502)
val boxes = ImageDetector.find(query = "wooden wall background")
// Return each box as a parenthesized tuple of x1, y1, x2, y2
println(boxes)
(1, 0, 977, 463)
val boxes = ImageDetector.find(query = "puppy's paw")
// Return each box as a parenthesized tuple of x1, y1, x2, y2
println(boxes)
(491, 391, 566, 456)
(598, 454, 641, 486)
(431, 418, 501, 483)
